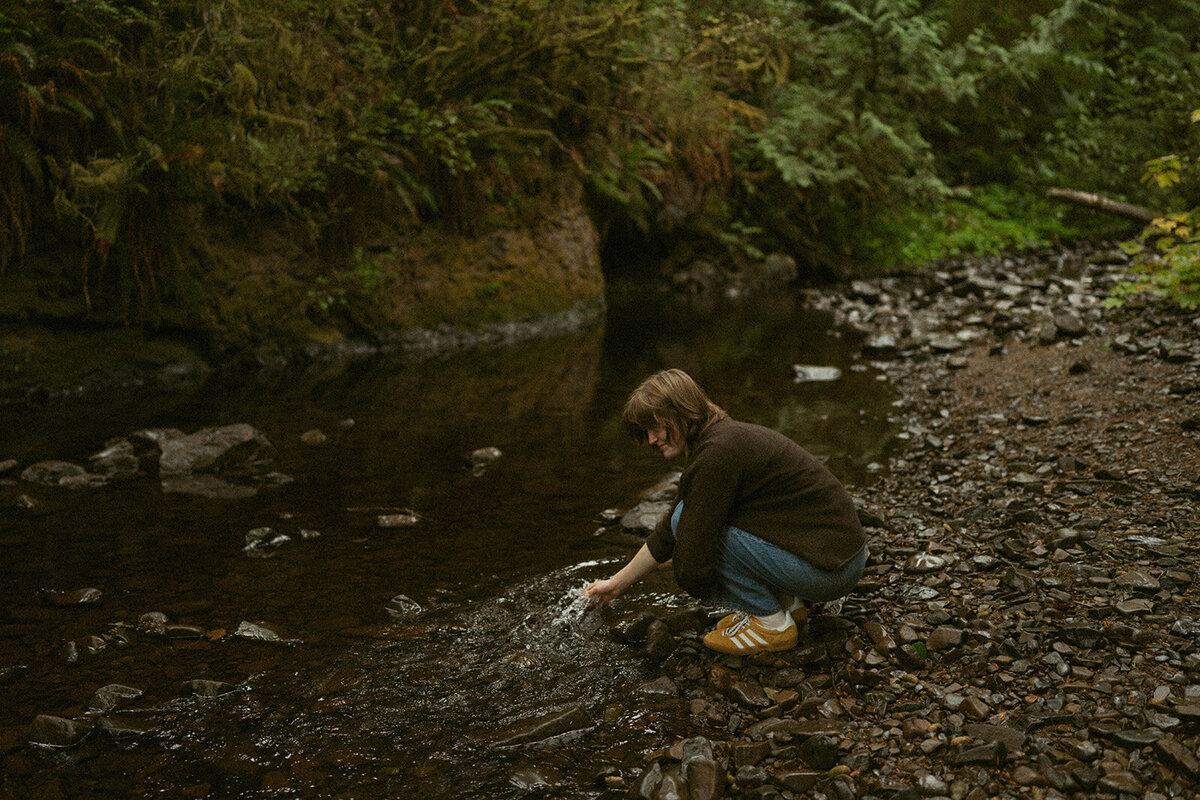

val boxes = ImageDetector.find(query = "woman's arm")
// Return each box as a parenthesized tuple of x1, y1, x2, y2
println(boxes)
(584, 543, 660, 603)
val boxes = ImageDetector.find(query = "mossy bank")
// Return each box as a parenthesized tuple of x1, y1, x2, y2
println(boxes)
(0, 180, 604, 398)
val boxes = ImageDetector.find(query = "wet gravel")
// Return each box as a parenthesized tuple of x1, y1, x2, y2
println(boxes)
(595, 246, 1200, 800)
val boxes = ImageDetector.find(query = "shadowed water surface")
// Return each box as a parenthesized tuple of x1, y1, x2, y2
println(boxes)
(0, 287, 897, 798)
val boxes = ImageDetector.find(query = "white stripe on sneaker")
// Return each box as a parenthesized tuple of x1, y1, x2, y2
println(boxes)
(746, 629, 769, 646)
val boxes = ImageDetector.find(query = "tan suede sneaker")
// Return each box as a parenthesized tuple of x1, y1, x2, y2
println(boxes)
(716, 599, 808, 632)
(702, 614, 797, 654)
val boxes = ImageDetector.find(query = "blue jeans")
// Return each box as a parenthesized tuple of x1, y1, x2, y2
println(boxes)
(671, 502, 866, 616)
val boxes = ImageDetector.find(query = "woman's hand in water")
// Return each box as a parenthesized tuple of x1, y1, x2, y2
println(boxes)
(584, 544, 657, 604)
(583, 578, 623, 604)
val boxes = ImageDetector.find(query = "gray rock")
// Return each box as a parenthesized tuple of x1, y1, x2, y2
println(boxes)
(468, 446, 503, 475)
(234, 621, 292, 643)
(157, 424, 276, 476)
(21, 460, 87, 486)
(904, 552, 946, 573)
(620, 500, 673, 533)
(965, 723, 1026, 751)
(90, 684, 143, 711)
(1115, 598, 1153, 615)
(799, 733, 840, 770)
(644, 620, 676, 663)
(1054, 310, 1088, 337)
(244, 527, 290, 556)
(792, 365, 843, 383)
(384, 594, 423, 620)
(1114, 570, 1160, 592)
(186, 679, 238, 697)
(927, 333, 964, 353)
(926, 626, 963, 650)
(28, 715, 91, 748)
(636, 676, 677, 697)
(88, 439, 142, 479)
(492, 703, 591, 747)
(862, 334, 899, 358)
(137, 611, 169, 635)
(98, 716, 157, 741)
(42, 587, 102, 606)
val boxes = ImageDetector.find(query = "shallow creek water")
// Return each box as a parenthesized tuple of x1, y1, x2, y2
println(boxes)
(0, 287, 897, 798)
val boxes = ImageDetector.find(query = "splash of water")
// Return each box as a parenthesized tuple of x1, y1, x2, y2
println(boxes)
(551, 580, 596, 628)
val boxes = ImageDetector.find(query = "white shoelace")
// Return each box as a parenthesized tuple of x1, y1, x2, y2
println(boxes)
(725, 612, 754, 636)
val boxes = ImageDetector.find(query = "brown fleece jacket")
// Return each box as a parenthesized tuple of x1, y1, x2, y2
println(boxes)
(645, 417, 866, 599)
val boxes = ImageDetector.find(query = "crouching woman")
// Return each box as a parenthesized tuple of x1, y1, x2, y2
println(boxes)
(585, 369, 867, 655)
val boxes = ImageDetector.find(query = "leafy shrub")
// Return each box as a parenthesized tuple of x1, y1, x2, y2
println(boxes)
(1109, 110, 1200, 308)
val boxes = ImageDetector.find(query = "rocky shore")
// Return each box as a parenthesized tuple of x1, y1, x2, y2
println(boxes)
(594, 247, 1200, 800)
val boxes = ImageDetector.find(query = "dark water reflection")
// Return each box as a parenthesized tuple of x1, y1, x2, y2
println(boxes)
(0, 286, 897, 798)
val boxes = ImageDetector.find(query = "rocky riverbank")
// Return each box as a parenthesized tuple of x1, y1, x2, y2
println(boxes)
(592, 247, 1200, 800)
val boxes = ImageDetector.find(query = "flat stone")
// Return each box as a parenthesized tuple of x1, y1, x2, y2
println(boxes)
(951, 740, 1007, 765)
(959, 696, 991, 720)
(1097, 771, 1142, 794)
(964, 723, 1027, 751)
(792, 365, 843, 383)
(1112, 728, 1163, 748)
(89, 684, 143, 711)
(776, 771, 823, 792)
(1115, 598, 1154, 615)
(926, 626, 964, 650)
(1115, 570, 1161, 592)
(1155, 737, 1200, 775)
(637, 676, 677, 697)
(905, 552, 946, 573)
(1012, 765, 1046, 786)
(492, 703, 591, 747)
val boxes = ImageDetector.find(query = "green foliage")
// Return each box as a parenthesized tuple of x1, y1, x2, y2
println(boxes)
(4, 0, 1200, 323)
(860, 185, 1072, 268)
(1110, 110, 1200, 309)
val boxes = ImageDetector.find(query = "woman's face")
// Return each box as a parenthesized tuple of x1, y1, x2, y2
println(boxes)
(645, 422, 683, 458)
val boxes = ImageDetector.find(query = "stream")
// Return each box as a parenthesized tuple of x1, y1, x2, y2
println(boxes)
(0, 284, 898, 798)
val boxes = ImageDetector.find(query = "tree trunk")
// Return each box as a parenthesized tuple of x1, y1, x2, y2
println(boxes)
(1046, 188, 1158, 223)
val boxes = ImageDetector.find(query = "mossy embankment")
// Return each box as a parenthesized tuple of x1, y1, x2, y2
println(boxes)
(0, 178, 604, 397)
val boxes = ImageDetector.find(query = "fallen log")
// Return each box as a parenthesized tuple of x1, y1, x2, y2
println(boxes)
(1046, 188, 1158, 223)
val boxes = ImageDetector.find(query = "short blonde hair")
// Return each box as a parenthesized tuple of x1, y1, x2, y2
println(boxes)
(622, 368, 727, 447)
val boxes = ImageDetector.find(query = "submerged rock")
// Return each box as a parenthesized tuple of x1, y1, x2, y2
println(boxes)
(161, 474, 258, 499)
(492, 703, 592, 747)
(384, 594, 423, 620)
(186, 679, 240, 697)
(42, 587, 103, 606)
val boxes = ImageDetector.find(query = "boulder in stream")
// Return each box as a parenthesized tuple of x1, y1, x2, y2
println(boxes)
(153, 424, 277, 476)
(28, 715, 91, 748)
